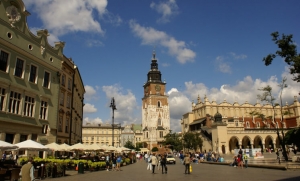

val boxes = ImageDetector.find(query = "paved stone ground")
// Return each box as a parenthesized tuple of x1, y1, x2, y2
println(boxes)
(49, 156, 300, 181)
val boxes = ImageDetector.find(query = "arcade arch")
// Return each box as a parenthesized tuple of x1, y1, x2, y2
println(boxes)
(253, 135, 263, 149)
(265, 135, 274, 151)
(241, 136, 251, 149)
(228, 136, 240, 152)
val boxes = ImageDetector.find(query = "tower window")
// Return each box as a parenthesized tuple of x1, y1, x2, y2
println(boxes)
(157, 101, 161, 107)
(158, 118, 162, 126)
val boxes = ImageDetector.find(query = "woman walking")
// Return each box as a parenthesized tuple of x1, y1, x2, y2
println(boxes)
(183, 154, 191, 174)
(151, 153, 158, 174)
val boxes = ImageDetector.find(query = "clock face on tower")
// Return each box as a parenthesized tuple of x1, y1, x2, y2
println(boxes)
(155, 84, 161, 91)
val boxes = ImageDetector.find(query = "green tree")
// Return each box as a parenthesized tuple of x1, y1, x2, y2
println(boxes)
(257, 78, 289, 161)
(284, 128, 300, 148)
(152, 147, 158, 152)
(135, 142, 143, 151)
(163, 131, 182, 152)
(182, 132, 203, 152)
(124, 141, 135, 149)
(263, 32, 300, 82)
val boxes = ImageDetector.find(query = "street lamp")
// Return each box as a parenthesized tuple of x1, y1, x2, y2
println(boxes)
(110, 97, 117, 147)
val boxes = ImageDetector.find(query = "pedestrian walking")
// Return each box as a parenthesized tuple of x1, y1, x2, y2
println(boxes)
(183, 154, 191, 174)
(243, 152, 248, 168)
(151, 153, 158, 174)
(276, 149, 281, 164)
(116, 155, 122, 171)
(19, 157, 35, 181)
(147, 154, 152, 170)
(112, 156, 116, 171)
(105, 154, 110, 171)
(161, 155, 167, 174)
(237, 154, 243, 169)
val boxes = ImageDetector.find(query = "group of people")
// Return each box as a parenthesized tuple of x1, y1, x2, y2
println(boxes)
(145, 152, 168, 174)
(230, 149, 248, 169)
(1, 151, 19, 164)
(178, 150, 224, 163)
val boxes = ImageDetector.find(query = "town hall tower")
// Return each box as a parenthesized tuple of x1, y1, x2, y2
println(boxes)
(142, 51, 170, 150)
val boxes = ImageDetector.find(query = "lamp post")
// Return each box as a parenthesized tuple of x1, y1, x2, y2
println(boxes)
(110, 97, 117, 147)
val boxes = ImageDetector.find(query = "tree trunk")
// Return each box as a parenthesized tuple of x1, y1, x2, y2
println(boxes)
(276, 130, 288, 161)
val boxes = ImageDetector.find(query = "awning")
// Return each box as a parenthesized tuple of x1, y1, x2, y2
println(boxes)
(189, 118, 205, 126)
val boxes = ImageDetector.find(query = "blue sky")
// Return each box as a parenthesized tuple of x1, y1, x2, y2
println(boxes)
(23, 0, 300, 132)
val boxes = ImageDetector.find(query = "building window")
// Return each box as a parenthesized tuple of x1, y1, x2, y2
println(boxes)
(68, 78, 72, 90)
(159, 131, 163, 138)
(246, 121, 250, 128)
(0, 50, 9, 72)
(146, 132, 148, 138)
(60, 91, 64, 105)
(61, 74, 65, 86)
(20, 135, 27, 142)
(65, 118, 69, 133)
(0, 87, 6, 111)
(8, 91, 21, 114)
(23, 95, 35, 117)
(91, 136, 94, 141)
(97, 136, 99, 141)
(158, 118, 162, 126)
(157, 101, 161, 107)
(29, 65, 37, 83)
(256, 122, 260, 128)
(58, 115, 63, 132)
(14, 58, 24, 78)
(40, 100, 48, 120)
(43, 71, 50, 88)
(66, 94, 70, 108)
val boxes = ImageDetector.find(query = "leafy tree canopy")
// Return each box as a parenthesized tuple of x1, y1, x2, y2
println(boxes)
(124, 141, 135, 149)
(152, 147, 158, 152)
(263, 32, 300, 82)
(182, 132, 203, 152)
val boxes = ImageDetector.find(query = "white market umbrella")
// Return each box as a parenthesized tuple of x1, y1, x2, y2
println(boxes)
(45, 142, 61, 151)
(107, 145, 117, 151)
(59, 143, 71, 151)
(69, 143, 85, 151)
(0, 140, 18, 151)
(15, 140, 50, 151)
(84, 144, 104, 151)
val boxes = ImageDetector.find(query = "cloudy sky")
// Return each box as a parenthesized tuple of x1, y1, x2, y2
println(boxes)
(23, 0, 300, 132)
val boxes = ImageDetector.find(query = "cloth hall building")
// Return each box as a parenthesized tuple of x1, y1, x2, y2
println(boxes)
(181, 95, 300, 154)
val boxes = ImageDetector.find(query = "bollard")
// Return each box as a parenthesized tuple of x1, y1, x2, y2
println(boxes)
(78, 162, 84, 174)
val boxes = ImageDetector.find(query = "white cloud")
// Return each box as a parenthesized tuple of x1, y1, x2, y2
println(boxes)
(129, 20, 196, 64)
(168, 88, 191, 119)
(24, 0, 122, 44)
(83, 117, 103, 125)
(150, 0, 179, 23)
(84, 85, 98, 101)
(102, 84, 140, 124)
(24, 0, 107, 36)
(168, 68, 300, 132)
(215, 56, 231, 73)
(83, 103, 97, 113)
(229, 52, 247, 60)
(85, 39, 104, 47)
(162, 63, 170, 67)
